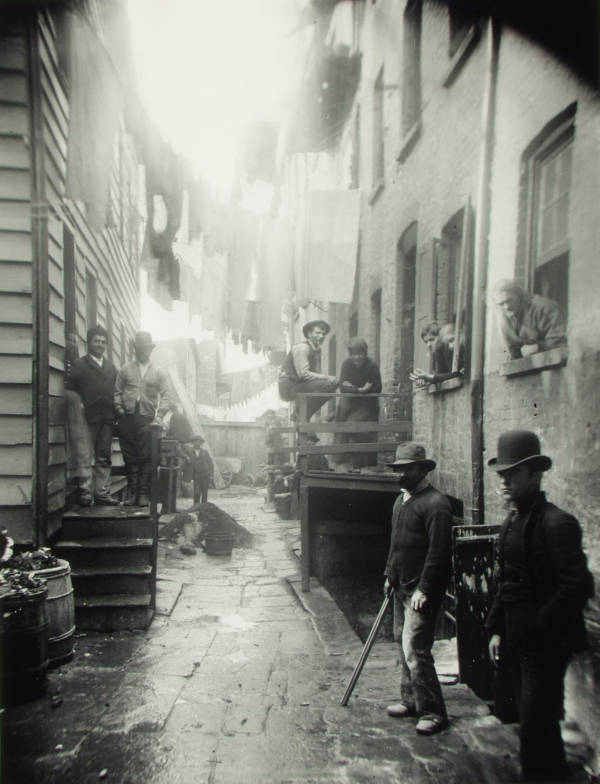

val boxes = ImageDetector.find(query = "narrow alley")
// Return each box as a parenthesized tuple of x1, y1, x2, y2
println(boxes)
(2, 488, 526, 784)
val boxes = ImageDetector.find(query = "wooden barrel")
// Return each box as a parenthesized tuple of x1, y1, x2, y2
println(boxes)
(0, 587, 49, 705)
(34, 559, 75, 667)
(204, 532, 234, 556)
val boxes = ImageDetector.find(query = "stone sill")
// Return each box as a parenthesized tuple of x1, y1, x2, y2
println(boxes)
(396, 119, 422, 163)
(368, 178, 385, 205)
(500, 346, 568, 377)
(428, 376, 464, 394)
(443, 25, 481, 88)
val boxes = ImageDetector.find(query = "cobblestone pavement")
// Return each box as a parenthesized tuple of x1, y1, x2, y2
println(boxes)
(3, 488, 525, 783)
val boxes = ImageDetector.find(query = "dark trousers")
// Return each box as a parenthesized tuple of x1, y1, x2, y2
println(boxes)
(278, 377, 337, 420)
(505, 604, 571, 782)
(393, 587, 446, 718)
(117, 412, 153, 467)
(193, 475, 209, 504)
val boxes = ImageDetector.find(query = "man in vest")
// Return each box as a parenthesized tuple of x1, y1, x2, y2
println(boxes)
(114, 331, 173, 506)
(278, 320, 338, 421)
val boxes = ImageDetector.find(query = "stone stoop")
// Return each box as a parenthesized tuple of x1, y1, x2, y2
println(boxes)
(54, 507, 156, 632)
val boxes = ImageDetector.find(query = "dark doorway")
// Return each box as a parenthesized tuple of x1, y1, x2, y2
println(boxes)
(396, 223, 417, 421)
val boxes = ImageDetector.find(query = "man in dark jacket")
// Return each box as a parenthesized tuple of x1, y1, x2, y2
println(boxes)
(183, 435, 214, 505)
(383, 443, 452, 736)
(486, 430, 594, 783)
(114, 331, 173, 506)
(278, 320, 338, 420)
(66, 326, 118, 506)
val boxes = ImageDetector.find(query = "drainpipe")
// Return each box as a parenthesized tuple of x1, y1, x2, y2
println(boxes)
(470, 17, 500, 524)
(28, 10, 50, 546)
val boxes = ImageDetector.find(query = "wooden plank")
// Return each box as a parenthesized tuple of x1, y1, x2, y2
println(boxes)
(48, 395, 65, 425)
(0, 260, 32, 293)
(298, 442, 403, 455)
(0, 355, 32, 383)
(49, 366, 64, 396)
(49, 311, 66, 347)
(0, 292, 32, 324)
(48, 286, 64, 319)
(48, 424, 65, 445)
(47, 488, 66, 514)
(49, 354, 64, 372)
(0, 72, 27, 103)
(300, 481, 310, 592)
(48, 444, 66, 466)
(314, 521, 383, 537)
(0, 169, 30, 200)
(0, 230, 32, 262)
(0, 415, 31, 445)
(299, 421, 412, 434)
(48, 255, 64, 295)
(0, 476, 32, 505)
(0, 135, 30, 169)
(0, 444, 32, 474)
(0, 103, 28, 135)
(0, 384, 32, 414)
(0, 201, 31, 232)
(0, 37, 27, 71)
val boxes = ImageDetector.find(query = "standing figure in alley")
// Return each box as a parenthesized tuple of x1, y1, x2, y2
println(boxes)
(278, 320, 338, 421)
(492, 279, 566, 359)
(183, 435, 214, 505)
(336, 337, 382, 468)
(486, 430, 594, 783)
(114, 331, 173, 506)
(384, 443, 452, 735)
(66, 326, 118, 506)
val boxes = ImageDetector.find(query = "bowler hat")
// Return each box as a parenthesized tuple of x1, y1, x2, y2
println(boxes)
(302, 320, 331, 338)
(191, 434, 205, 444)
(133, 331, 155, 349)
(487, 430, 552, 472)
(386, 442, 436, 471)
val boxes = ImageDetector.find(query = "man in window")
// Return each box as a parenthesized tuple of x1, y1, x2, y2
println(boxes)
(278, 320, 339, 421)
(67, 326, 118, 506)
(486, 430, 594, 783)
(409, 323, 464, 385)
(492, 280, 566, 359)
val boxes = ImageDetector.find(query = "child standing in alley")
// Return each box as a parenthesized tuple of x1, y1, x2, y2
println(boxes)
(183, 435, 214, 505)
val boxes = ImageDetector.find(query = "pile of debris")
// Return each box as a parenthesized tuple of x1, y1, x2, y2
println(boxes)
(160, 502, 253, 555)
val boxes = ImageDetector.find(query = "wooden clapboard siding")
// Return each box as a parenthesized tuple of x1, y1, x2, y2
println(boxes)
(0, 385, 32, 415)
(0, 261, 32, 294)
(0, 415, 31, 445)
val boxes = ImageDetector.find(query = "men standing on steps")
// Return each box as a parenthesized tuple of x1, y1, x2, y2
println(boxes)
(278, 320, 339, 421)
(114, 331, 173, 507)
(486, 430, 594, 783)
(383, 443, 452, 736)
(67, 326, 119, 506)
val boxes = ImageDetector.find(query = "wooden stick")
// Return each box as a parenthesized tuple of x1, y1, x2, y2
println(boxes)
(340, 589, 393, 706)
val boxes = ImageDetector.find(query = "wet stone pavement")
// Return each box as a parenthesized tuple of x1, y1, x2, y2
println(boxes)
(2, 488, 525, 784)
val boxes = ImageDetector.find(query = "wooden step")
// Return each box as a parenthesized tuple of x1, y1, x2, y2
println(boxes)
(55, 538, 153, 569)
(74, 593, 153, 631)
(61, 513, 154, 540)
(71, 565, 152, 596)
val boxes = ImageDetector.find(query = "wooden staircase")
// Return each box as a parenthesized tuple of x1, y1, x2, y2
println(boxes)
(54, 506, 157, 631)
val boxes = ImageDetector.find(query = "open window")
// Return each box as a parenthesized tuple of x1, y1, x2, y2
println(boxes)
(501, 105, 574, 376)
(430, 201, 473, 389)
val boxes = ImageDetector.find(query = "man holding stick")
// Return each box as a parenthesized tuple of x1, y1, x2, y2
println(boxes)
(383, 443, 453, 735)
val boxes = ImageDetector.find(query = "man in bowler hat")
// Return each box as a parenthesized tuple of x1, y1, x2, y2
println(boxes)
(278, 320, 338, 420)
(114, 331, 173, 506)
(486, 430, 594, 782)
(383, 443, 453, 735)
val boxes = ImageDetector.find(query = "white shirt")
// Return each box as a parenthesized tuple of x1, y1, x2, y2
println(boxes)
(401, 477, 430, 504)
(89, 354, 103, 367)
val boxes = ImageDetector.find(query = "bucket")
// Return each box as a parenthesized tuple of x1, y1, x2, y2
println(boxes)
(204, 532, 235, 556)
(0, 587, 49, 705)
(33, 559, 75, 667)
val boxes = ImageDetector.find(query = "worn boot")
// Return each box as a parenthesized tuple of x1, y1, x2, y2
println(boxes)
(124, 466, 139, 506)
(137, 465, 151, 507)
